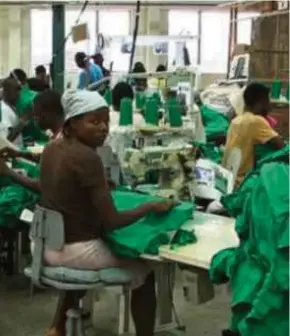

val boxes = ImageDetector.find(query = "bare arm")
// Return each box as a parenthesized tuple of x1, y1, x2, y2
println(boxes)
(78, 151, 170, 232)
(5, 168, 40, 193)
(90, 186, 153, 231)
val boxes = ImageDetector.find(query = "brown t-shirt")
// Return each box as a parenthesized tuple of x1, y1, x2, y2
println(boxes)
(40, 137, 108, 244)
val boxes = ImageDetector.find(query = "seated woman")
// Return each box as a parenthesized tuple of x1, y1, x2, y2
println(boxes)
(131, 62, 148, 92)
(39, 89, 173, 336)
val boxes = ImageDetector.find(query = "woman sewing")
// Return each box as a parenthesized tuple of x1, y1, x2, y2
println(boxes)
(38, 90, 173, 336)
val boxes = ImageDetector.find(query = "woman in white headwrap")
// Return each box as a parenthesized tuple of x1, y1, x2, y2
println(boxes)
(40, 89, 173, 336)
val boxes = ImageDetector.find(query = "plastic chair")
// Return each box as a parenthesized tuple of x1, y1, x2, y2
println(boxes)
(24, 205, 132, 336)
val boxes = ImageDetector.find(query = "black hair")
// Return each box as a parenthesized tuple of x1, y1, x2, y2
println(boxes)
(9, 68, 27, 85)
(75, 52, 86, 63)
(2, 77, 21, 91)
(132, 62, 146, 73)
(243, 83, 270, 108)
(33, 90, 64, 117)
(112, 82, 134, 111)
(35, 65, 46, 75)
(156, 64, 166, 72)
(27, 77, 49, 92)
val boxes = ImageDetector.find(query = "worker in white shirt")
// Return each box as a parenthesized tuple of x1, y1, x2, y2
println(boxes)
(111, 82, 145, 128)
(0, 79, 23, 146)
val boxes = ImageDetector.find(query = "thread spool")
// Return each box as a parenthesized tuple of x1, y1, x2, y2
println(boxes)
(119, 98, 133, 126)
(104, 88, 112, 106)
(167, 97, 183, 127)
(145, 98, 159, 125)
(271, 80, 282, 100)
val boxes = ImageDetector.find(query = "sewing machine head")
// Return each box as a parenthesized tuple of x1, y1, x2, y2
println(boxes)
(123, 144, 197, 201)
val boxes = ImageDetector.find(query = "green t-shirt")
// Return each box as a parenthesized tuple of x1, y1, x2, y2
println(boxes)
(16, 86, 48, 143)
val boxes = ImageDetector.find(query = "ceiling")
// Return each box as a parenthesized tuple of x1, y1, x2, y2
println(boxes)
(0, 0, 228, 4)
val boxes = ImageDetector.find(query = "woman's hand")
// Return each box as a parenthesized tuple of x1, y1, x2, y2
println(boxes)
(0, 147, 21, 159)
(149, 199, 175, 214)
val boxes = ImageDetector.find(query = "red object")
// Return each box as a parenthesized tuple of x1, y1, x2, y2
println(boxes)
(265, 115, 278, 128)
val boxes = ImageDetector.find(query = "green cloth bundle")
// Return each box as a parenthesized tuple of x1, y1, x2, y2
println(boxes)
(200, 105, 230, 141)
(209, 146, 289, 336)
(106, 190, 195, 257)
(119, 98, 133, 126)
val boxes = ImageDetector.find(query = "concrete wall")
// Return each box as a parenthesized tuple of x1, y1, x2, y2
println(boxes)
(0, 4, 225, 88)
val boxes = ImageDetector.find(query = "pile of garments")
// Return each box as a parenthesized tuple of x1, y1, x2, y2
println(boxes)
(210, 146, 289, 336)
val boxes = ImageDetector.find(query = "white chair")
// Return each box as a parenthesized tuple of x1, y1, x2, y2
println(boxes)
(223, 147, 242, 186)
(24, 205, 132, 336)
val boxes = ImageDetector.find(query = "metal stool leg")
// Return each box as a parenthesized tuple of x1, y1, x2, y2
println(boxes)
(66, 308, 86, 336)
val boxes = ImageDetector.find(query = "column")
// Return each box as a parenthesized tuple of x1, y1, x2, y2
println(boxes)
(132, 7, 168, 72)
(52, 4, 65, 92)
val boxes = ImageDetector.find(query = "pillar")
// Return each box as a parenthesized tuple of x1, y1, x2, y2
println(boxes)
(52, 4, 65, 92)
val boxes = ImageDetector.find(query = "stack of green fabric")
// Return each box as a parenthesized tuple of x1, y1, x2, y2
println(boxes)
(193, 141, 223, 164)
(0, 161, 40, 229)
(209, 146, 289, 336)
(106, 190, 196, 257)
(200, 105, 230, 142)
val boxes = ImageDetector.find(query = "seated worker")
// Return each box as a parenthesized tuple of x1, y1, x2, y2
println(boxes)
(149, 64, 167, 89)
(35, 64, 49, 85)
(111, 82, 145, 128)
(38, 89, 173, 336)
(9, 68, 48, 143)
(0, 90, 64, 192)
(222, 82, 285, 187)
(27, 77, 49, 92)
(0, 79, 23, 146)
(131, 62, 148, 92)
(75, 52, 103, 90)
(92, 53, 110, 78)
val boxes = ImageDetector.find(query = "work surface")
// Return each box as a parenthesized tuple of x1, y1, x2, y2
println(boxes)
(159, 211, 239, 269)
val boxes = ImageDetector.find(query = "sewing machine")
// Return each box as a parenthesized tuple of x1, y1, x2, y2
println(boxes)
(122, 144, 197, 201)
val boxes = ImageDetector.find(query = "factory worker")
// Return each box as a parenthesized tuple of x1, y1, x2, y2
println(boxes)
(149, 64, 167, 89)
(39, 89, 173, 336)
(111, 81, 145, 128)
(222, 83, 285, 187)
(0, 78, 23, 146)
(0, 90, 64, 192)
(9, 68, 48, 143)
(75, 52, 103, 90)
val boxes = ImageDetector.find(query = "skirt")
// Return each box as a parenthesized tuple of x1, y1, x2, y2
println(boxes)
(43, 239, 150, 289)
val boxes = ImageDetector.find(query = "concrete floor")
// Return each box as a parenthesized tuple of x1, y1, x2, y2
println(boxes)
(0, 273, 231, 336)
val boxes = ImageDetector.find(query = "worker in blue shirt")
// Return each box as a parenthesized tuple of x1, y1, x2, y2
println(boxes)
(75, 52, 103, 89)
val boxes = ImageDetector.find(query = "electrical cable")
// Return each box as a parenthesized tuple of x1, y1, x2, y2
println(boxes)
(50, 0, 89, 85)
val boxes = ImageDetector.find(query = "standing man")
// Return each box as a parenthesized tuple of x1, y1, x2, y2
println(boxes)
(92, 53, 111, 78)
(75, 52, 103, 89)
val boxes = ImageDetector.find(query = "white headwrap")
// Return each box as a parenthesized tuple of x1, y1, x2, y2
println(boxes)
(62, 89, 108, 122)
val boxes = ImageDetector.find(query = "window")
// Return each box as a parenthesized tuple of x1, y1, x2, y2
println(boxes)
(201, 11, 230, 73)
(65, 9, 97, 71)
(98, 10, 131, 72)
(168, 10, 198, 68)
(31, 9, 52, 74)
(237, 12, 259, 45)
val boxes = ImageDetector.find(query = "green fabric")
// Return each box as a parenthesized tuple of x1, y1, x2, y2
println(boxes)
(106, 190, 194, 257)
(193, 141, 223, 164)
(210, 146, 289, 336)
(0, 160, 40, 228)
(200, 105, 230, 141)
(16, 86, 48, 143)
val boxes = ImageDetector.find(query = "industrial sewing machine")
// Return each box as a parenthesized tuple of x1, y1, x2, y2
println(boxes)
(122, 143, 197, 201)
